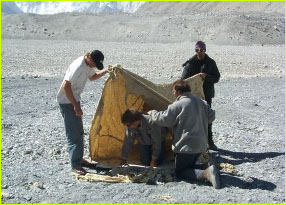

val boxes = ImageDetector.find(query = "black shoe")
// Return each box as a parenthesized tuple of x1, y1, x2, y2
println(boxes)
(71, 167, 87, 175)
(80, 159, 97, 168)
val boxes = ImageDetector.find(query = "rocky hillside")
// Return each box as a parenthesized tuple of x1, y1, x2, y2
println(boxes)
(1, 2, 285, 45)
(136, 1, 284, 15)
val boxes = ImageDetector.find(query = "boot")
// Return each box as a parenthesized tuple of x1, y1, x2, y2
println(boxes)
(202, 165, 220, 189)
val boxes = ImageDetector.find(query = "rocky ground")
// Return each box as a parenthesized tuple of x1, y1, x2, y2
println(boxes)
(1, 38, 285, 204)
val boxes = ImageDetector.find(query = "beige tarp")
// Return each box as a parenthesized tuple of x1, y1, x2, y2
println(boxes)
(89, 64, 205, 166)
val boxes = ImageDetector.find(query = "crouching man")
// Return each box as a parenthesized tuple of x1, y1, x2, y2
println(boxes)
(120, 108, 165, 167)
(149, 80, 220, 189)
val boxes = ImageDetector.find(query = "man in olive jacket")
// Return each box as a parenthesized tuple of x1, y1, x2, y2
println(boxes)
(149, 80, 220, 189)
(181, 41, 220, 150)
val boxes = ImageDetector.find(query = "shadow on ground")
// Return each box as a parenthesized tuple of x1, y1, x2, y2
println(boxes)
(220, 174, 277, 190)
(212, 148, 284, 190)
(213, 148, 285, 165)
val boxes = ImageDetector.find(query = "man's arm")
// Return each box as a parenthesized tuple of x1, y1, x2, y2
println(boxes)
(150, 124, 162, 167)
(121, 128, 136, 163)
(62, 80, 83, 116)
(88, 68, 109, 81)
(181, 63, 192, 80)
(181, 57, 197, 80)
(204, 60, 220, 84)
(149, 104, 178, 128)
(203, 100, 215, 124)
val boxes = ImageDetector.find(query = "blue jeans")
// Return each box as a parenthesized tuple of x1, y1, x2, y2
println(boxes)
(140, 140, 165, 166)
(175, 153, 207, 180)
(59, 103, 84, 168)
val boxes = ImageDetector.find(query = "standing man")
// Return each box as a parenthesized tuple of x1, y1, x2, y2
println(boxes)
(149, 80, 220, 189)
(57, 50, 108, 175)
(181, 41, 220, 150)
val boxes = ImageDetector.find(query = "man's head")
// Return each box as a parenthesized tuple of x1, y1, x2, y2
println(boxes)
(172, 80, 191, 97)
(85, 50, 104, 69)
(121, 108, 142, 128)
(90, 50, 104, 70)
(195, 41, 206, 60)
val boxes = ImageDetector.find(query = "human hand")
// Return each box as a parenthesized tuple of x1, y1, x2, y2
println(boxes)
(199, 73, 207, 79)
(101, 68, 110, 76)
(103, 68, 109, 73)
(74, 104, 83, 116)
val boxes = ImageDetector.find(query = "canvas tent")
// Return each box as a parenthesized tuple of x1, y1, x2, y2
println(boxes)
(89, 64, 205, 166)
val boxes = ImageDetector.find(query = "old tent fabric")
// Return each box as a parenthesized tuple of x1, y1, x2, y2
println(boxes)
(89, 65, 204, 166)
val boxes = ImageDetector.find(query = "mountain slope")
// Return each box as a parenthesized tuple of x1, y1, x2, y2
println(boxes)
(136, 1, 284, 15)
(1, 1, 284, 45)
(1, 11, 284, 45)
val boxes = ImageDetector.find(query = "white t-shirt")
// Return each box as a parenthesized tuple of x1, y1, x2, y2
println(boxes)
(57, 56, 97, 104)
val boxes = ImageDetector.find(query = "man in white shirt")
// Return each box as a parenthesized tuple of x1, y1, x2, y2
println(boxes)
(57, 50, 108, 175)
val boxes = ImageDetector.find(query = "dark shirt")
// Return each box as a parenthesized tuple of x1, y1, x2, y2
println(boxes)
(181, 54, 220, 99)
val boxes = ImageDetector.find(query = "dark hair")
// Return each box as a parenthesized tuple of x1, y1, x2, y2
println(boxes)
(172, 80, 191, 94)
(121, 108, 142, 125)
(195, 41, 206, 52)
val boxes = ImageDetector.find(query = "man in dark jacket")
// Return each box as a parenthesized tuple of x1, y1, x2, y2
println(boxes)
(181, 41, 220, 150)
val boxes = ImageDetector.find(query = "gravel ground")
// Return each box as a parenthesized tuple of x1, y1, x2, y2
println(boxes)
(1, 39, 285, 204)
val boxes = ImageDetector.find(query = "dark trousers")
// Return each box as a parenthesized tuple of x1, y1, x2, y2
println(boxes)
(205, 97, 214, 145)
(175, 153, 207, 180)
(139, 140, 165, 166)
